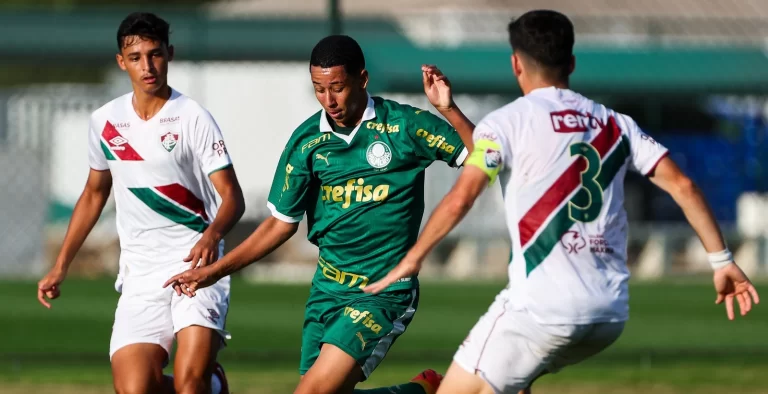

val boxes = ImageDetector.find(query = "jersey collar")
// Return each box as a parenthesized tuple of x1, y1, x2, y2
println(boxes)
(319, 94, 376, 145)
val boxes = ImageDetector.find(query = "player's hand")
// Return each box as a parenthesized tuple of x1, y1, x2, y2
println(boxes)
(184, 233, 220, 269)
(37, 266, 67, 309)
(714, 262, 760, 320)
(163, 265, 219, 297)
(422, 64, 455, 112)
(363, 256, 422, 295)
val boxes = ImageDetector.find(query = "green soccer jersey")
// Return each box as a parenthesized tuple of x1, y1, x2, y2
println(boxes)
(267, 95, 467, 295)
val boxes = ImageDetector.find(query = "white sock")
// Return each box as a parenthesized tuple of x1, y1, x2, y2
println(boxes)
(211, 373, 222, 394)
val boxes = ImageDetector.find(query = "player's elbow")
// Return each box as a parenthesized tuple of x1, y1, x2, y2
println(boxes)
(669, 175, 698, 201)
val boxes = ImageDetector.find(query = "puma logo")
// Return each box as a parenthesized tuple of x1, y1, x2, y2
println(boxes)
(356, 331, 368, 350)
(316, 152, 331, 165)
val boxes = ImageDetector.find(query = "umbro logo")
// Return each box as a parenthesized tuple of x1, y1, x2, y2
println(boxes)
(109, 136, 128, 146)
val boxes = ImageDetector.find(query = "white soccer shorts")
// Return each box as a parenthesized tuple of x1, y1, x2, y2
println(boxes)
(453, 288, 624, 393)
(109, 270, 231, 360)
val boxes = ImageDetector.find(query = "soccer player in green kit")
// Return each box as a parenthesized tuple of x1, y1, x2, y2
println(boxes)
(164, 35, 475, 394)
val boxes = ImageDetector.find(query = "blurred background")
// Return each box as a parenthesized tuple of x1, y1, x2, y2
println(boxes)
(1, 1, 768, 393)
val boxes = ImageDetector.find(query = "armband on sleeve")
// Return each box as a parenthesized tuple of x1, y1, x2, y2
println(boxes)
(465, 139, 503, 185)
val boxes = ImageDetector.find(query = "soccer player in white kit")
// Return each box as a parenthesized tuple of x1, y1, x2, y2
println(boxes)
(36, 12, 244, 394)
(365, 10, 760, 394)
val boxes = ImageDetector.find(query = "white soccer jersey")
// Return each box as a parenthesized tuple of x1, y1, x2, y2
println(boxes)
(474, 87, 668, 325)
(88, 89, 232, 282)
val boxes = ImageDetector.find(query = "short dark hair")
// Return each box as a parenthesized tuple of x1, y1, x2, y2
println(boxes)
(309, 35, 366, 75)
(507, 10, 574, 81)
(117, 12, 170, 50)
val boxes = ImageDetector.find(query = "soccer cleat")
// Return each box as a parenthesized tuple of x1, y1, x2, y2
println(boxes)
(213, 361, 230, 394)
(410, 369, 443, 394)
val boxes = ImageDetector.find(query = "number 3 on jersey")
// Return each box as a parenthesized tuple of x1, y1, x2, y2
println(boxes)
(568, 142, 603, 222)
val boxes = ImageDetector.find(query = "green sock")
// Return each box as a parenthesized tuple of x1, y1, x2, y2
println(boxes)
(354, 382, 427, 394)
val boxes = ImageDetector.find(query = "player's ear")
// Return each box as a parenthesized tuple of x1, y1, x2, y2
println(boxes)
(568, 55, 575, 76)
(360, 69, 369, 89)
(167, 45, 175, 62)
(116, 53, 127, 71)
(511, 53, 523, 77)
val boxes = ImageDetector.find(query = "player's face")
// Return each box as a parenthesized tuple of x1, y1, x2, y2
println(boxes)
(116, 36, 174, 95)
(311, 65, 369, 126)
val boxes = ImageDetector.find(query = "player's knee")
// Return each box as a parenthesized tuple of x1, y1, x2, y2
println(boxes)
(293, 375, 342, 394)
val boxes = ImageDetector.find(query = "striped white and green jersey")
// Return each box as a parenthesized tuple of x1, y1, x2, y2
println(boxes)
(87, 89, 232, 283)
(474, 87, 668, 325)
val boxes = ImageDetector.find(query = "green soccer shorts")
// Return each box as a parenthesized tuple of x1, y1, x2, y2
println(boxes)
(299, 286, 419, 380)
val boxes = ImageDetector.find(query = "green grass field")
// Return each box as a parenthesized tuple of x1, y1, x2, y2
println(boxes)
(1, 277, 766, 394)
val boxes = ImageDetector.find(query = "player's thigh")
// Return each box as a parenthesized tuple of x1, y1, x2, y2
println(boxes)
(173, 325, 223, 393)
(549, 321, 625, 373)
(295, 343, 363, 394)
(437, 361, 495, 394)
(453, 295, 573, 393)
(111, 343, 170, 394)
(323, 288, 419, 381)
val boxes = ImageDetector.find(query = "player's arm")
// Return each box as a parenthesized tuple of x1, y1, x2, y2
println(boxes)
(38, 169, 112, 307)
(422, 65, 476, 152)
(38, 117, 113, 308)
(165, 136, 312, 296)
(648, 158, 726, 254)
(365, 135, 503, 294)
(649, 157, 759, 319)
(184, 167, 246, 268)
(627, 121, 759, 319)
(184, 111, 246, 268)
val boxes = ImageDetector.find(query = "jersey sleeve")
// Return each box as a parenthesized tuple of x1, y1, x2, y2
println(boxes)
(465, 115, 510, 185)
(193, 111, 233, 176)
(87, 117, 109, 171)
(266, 142, 312, 223)
(407, 109, 468, 167)
(625, 119, 669, 176)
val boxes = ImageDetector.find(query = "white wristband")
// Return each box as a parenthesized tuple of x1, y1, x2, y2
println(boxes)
(708, 249, 733, 270)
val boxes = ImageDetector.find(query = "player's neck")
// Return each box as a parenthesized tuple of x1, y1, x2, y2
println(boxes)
(132, 84, 172, 121)
(522, 77, 569, 95)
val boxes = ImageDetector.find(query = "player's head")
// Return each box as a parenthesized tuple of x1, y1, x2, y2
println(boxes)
(507, 10, 575, 93)
(116, 12, 174, 95)
(309, 35, 369, 127)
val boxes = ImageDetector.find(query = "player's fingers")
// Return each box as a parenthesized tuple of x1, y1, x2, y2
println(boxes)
(163, 274, 183, 288)
(188, 251, 202, 268)
(172, 283, 182, 296)
(363, 280, 388, 294)
(715, 292, 724, 304)
(743, 291, 753, 314)
(749, 285, 760, 304)
(422, 70, 431, 88)
(188, 282, 198, 297)
(180, 281, 194, 297)
(183, 250, 195, 263)
(199, 251, 210, 268)
(37, 288, 51, 309)
(725, 294, 735, 320)
(736, 292, 748, 316)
